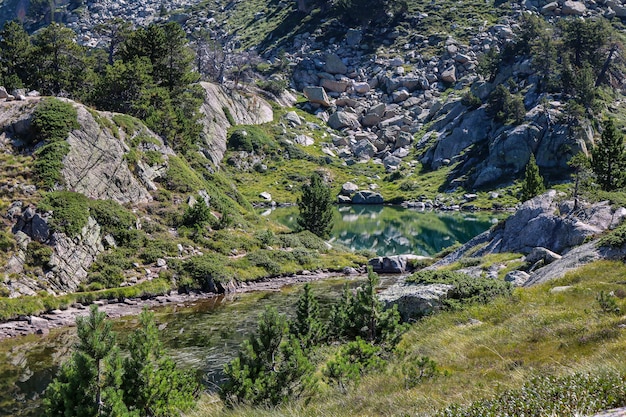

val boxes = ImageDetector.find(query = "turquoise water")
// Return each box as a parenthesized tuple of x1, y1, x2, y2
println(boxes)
(0, 207, 504, 416)
(262, 205, 504, 256)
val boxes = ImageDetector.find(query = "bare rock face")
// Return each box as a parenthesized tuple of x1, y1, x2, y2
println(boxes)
(379, 282, 454, 321)
(47, 216, 105, 293)
(198, 82, 273, 165)
(63, 105, 154, 204)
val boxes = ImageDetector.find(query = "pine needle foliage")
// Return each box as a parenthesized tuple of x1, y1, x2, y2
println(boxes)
(297, 173, 334, 239)
(520, 154, 545, 201)
(591, 118, 626, 191)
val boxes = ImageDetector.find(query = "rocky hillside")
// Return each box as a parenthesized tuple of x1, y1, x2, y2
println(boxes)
(0, 83, 286, 297)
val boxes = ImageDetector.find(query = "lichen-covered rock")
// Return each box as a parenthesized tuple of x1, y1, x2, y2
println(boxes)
(352, 190, 384, 204)
(379, 283, 454, 320)
(198, 82, 273, 165)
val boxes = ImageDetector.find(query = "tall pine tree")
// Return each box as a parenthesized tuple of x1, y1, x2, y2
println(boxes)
(521, 154, 545, 201)
(297, 173, 334, 239)
(44, 305, 134, 417)
(591, 118, 626, 191)
(122, 309, 198, 417)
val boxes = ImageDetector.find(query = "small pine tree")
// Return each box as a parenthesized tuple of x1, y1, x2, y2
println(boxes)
(221, 307, 315, 407)
(290, 283, 325, 351)
(122, 309, 198, 417)
(327, 268, 406, 348)
(297, 173, 334, 239)
(44, 305, 135, 417)
(568, 152, 592, 210)
(521, 154, 545, 201)
(591, 118, 626, 191)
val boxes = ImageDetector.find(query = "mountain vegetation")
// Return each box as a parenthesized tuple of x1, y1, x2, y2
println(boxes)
(2, 0, 626, 416)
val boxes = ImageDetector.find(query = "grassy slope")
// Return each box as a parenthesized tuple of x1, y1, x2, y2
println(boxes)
(188, 260, 626, 416)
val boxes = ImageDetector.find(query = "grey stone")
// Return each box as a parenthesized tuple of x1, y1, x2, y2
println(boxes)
(379, 283, 454, 320)
(321, 78, 350, 93)
(303, 86, 331, 107)
(562, 1, 586, 15)
(353, 140, 377, 159)
(541, 1, 558, 13)
(284, 111, 302, 126)
(199, 82, 273, 166)
(353, 82, 371, 94)
(340, 182, 359, 195)
(345, 28, 362, 46)
(259, 192, 272, 201)
(156, 258, 167, 267)
(328, 111, 360, 130)
(395, 131, 413, 148)
(352, 190, 384, 204)
(30, 214, 49, 243)
(392, 88, 410, 103)
(361, 113, 382, 127)
(294, 135, 315, 146)
(337, 195, 352, 204)
(325, 54, 347, 74)
(383, 154, 402, 171)
(505, 270, 530, 287)
(440, 66, 456, 83)
(526, 247, 562, 265)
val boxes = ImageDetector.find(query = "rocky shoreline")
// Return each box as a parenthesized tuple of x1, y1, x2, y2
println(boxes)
(0, 269, 366, 341)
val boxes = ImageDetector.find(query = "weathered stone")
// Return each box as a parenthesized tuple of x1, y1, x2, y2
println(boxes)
(259, 192, 272, 201)
(337, 195, 352, 204)
(505, 270, 530, 287)
(353, 140, 377, 159)
(383, 154, 402, 171)
(379, 283, 454, 320)
(541, 1, 558, 13)
(353, 82, 371, 94)
(392, 88, 410, 103)
(321, 78, 350, 93)
(0, 86, 8, 99)
(284, 111, 302, 126)
(303, 86, 331, 107)
(352, 190, 384, 204)
(396, 131, 413, 148)
(294, 135, 314, 146)
(30, 214, 49, 243)
(345, 28, 363, 46)
(562, 0, 586, 15)
(199, 82, 273, 166)
(440, 66, 456, 83)
(526, 247, 562, 265)
(340, 182, 359, 195)
(361, 113, 382, 127)
(325, 54, 347, 74)
(328, 111, 360, 130)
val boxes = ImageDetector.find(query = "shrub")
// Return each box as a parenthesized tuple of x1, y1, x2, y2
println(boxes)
(227, 126, 277, 154)
(182, 253, 233, 290)
(30, 98, 79, 144)
(402, 356, 443, 389)
(88, 199, 136, 241)
(0, 230, 15, 252)
(407, 270, 512, 309)
(598, 222, 626, 248)
(257, 79, 287, 96)
(39, 191, 90, 237)
(182, 199, 213, 229)
(25, 241, 53, 267)
(88, 264, 124, 288)
(596, 290, 621, 314)
(324, 338, 384, 391)
(461, 92, 482, 110)
(33, 141, 70, 189)
(297, 173, 335, 239)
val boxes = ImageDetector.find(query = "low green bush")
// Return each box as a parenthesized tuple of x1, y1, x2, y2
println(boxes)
(437, 372, 626, 417)
(39, 191, 90, 237)
(407, 270, 512, 309)
(598, 222, 626, 248)
(33, 141, 70, 189)
(227, 126, 278, 154)
(25, 241, 53, 267)
(30, 98, 79, 144)
(0, 230, 15, 252)
(88, 199, 136, 242)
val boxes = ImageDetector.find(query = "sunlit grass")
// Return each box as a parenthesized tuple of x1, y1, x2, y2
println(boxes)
(189, 260, 626, 416)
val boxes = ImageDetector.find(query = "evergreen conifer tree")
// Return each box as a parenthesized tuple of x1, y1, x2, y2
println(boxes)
(290, 283, 325, 350)
(521, 154, 545, 201)
(44, 305, 135, 417)
(122, 309, 198, 417)
(221, 307, 315, 407)
(591, 118, 626, 191)
(297, 173, 334, 239)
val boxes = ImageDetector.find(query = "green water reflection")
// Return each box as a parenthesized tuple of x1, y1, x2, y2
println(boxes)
(261, 205, 505, 256)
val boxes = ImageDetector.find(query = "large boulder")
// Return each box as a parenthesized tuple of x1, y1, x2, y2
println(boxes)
(352, 190, 384, 204)
(325, 54, 348, 74)
(562, 0, 586, 15)
(303, 86, 331, 106)
(353, 140, 377, 159)
(328, 111, 360, 130)
(379, 283, 454, 320)
(321, 78, 350, 93)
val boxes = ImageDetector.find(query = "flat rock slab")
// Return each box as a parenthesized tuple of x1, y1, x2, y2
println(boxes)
(589, 408, 626, 417)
